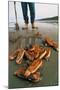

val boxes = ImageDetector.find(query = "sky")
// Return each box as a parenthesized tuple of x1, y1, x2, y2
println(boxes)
(9, 2, 58, 23)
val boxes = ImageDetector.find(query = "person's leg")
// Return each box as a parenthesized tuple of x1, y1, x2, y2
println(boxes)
(29, 3, 35, 24)
(29, 3, 38, 29)
(21, 2, 28, 24)
(21, 2, 28, 29)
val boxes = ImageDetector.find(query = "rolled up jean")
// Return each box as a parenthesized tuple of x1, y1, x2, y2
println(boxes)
(21, 2, 35, 24)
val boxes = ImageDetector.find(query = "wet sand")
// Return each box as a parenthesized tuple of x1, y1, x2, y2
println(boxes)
(9, 22, 58, 89)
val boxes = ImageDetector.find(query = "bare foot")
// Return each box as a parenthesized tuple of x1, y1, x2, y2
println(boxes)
(22, 23, 28, 30)
(32, 23, 38, 29)
(15, 23, 19, 30)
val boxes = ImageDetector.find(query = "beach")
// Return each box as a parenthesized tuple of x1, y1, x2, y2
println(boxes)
(9, 21, 58, 88)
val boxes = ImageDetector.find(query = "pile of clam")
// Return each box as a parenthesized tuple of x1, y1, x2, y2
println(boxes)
(9, 36, 58, 82)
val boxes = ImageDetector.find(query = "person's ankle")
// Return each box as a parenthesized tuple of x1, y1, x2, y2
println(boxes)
(32, 23, 38, 29)
(32, 22, 34, 27)
(22, 23, 28, 30)
(25, 23, 28, 27)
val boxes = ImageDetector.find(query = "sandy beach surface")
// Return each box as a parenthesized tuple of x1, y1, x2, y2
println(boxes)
(9, 22, 58, 89)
